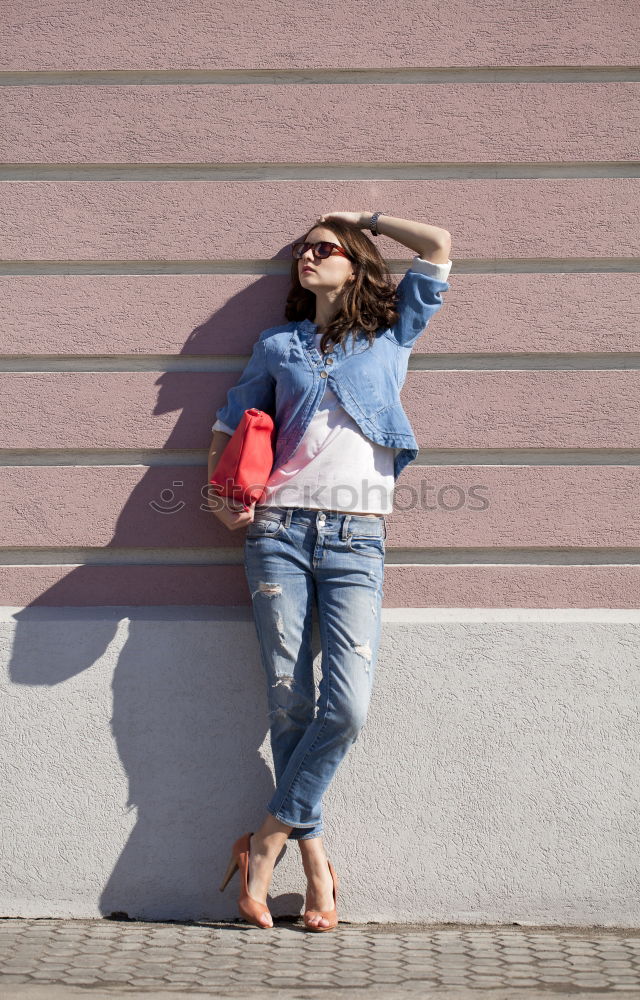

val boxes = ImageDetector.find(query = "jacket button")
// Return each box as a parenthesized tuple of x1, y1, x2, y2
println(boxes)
(325, 358, 334, 364)
(320, 371, 328, 378)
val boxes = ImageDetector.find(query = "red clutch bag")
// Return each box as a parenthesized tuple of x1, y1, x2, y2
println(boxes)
(209, 408, 276, 511)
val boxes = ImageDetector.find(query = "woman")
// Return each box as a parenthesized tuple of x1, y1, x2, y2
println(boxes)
(209, 211, 451, 930)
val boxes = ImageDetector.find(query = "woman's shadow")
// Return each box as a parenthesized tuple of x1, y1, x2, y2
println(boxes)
(7, 267, 322, 922)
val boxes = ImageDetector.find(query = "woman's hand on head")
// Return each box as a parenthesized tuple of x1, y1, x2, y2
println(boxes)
(207, 494, 256, 531)
(318, 211, 371, 228)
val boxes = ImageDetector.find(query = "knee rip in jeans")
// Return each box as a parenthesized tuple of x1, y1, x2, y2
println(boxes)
(253, 582, 288, 653)
(252, 581, 282, 598)
(353, 638, 373, 673)
(271, 674, 294, 691)
(269, 675, 297, 723)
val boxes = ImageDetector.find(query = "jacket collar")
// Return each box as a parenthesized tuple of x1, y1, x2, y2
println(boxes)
(297, 318, 369, 357)
(298, 317, 318, 341)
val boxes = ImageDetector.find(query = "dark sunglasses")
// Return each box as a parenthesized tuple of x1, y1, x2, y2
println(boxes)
(291, 240, 352, 261)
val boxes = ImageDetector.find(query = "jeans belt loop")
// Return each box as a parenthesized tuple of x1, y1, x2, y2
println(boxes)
(341, 514, 352, 541)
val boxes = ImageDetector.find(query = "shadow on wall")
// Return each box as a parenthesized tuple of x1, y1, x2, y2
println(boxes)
(8, 605, 324, 921)
(7, 257, 317, 920)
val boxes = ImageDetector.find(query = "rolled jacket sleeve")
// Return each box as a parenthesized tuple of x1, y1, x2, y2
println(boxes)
(211, 417, 236, 435)
(213, 331, 276, 434)
(386, 255, 452, 350)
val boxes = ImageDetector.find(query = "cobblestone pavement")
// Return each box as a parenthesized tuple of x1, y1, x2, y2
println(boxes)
(1, 918, 640, 999)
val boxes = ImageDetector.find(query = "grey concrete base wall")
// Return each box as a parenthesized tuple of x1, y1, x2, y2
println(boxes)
(1, 606, 639, 926)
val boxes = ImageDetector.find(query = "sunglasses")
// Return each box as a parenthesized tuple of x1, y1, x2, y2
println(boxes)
(291, 240, 352, 261)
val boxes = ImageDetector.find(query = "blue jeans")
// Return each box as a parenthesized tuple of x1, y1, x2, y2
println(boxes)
(243, 506, 386, 841)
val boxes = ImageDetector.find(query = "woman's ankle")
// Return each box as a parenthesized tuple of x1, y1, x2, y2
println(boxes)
(251, 829, 288, 861)
(300, 845, 329, 874)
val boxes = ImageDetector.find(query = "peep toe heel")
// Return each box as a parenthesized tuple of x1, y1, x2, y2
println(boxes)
(303, 859, 339, 932)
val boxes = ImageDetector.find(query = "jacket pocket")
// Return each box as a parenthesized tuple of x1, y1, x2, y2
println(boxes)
(343, 358, 398, 417)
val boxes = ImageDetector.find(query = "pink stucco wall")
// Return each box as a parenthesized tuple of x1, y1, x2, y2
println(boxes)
(1, 0, 639, 607)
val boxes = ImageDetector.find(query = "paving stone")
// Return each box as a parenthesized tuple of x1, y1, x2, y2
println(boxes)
(469, 977, 505, 987)
(571, 973, 615, 984)
(505, 969, 546, 978)
(196, 971, 237, 980)
(64, 975, 105, 984)
(597, 941, 628, 958)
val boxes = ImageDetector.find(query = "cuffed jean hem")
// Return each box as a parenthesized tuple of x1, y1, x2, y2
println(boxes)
(289, 827, 324, 841)
(268, 807, 323, 839)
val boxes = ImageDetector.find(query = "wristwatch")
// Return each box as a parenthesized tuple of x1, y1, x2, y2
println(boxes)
(369, 212, 386, 237)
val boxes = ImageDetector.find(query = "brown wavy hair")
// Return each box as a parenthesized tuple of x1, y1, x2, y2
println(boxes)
(284, 216, 400, 354)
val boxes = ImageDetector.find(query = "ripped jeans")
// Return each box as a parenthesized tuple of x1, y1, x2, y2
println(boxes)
(243, 505, 386, 841)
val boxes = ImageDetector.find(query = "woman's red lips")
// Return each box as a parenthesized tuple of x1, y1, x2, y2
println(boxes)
(302, 267, 315, 273)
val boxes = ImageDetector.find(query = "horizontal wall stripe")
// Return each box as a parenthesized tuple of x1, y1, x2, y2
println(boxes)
(1, 181, 638, 259)
(2, 449, 640, 468)
(406, 354, 640, 371)
(2, 68, 640, 87)
(2, 354, 640, 373)
(1, 259, 638, 276)
(1, 371, 638, 449)
(1, 565, 639, 609)
(0, 358, 249, 373)
(379, 608, 640, 623)
(2, 549, 640, 566)
(2, 0, 638, 71)
(2, 606, 640, 626)
(4, 606, 640, 624)
(3, 466, 638, 548)
(0, 450, 205, 466)
(0, 549, 243, 565)
(3, 164, 640, 181)
(3, 84, 638, 163)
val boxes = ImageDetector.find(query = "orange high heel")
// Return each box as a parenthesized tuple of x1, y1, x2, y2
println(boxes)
(219, 831, 273, 928)
(303, 859, 339, 932)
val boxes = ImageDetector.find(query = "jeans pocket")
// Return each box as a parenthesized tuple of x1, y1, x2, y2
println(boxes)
(346, 532, 385, 558)
(246, 516, 284, 539)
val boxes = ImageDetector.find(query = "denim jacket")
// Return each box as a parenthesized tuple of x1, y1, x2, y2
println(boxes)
(213, 255, 451, 481)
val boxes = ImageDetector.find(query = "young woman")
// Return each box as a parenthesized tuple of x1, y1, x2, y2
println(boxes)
(210, 211, 451, 930)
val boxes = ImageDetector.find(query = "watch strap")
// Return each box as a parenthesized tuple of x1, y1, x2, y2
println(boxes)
(369, 212, 385, 236)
